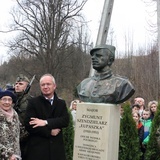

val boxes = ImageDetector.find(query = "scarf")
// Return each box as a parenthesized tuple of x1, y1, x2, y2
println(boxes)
(137, 121, 143, 129)
(0, 107, 14, 122)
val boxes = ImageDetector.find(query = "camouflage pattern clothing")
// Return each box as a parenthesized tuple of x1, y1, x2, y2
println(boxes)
(15, 93, 31, 160)
(14, 74, 32, 160)
(0, 108, 21, 160)
(15, 94, 30, 140)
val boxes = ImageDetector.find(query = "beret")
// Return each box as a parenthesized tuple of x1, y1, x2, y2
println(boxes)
(16, 74, 29, 83)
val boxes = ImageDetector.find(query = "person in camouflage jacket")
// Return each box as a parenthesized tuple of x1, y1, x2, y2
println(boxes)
(0, 90, 21, 160)
(14, 74, 32, 160)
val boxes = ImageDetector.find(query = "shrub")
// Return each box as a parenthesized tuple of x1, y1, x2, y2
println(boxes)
(119, 102, 142, 160)
(145, 102, 160, 160)
(63, 108, 74, 160)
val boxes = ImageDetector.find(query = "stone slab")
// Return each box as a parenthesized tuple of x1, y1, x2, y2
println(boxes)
(73, 103, 120, 160)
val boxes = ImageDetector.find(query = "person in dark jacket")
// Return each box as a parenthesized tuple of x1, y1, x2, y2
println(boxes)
(24, 74, 69, 160)
(132, 111, 144, 159)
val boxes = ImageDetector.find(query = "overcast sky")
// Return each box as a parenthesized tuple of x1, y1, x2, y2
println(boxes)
(0, 0, 157, 62)
(83, 0, 157, 52)
(0, 0, 15, 62)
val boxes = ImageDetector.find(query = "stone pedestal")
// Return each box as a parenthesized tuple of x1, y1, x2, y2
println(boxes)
(73, 103, 120, 160)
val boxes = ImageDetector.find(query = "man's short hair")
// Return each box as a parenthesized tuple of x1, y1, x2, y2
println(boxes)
(40, 73, 56, 84)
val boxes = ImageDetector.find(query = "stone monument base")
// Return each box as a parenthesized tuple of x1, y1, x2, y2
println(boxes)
(73, 103, 120, 160)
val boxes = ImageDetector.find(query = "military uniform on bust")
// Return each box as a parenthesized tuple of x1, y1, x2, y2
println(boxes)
(14, 74, 32, 160)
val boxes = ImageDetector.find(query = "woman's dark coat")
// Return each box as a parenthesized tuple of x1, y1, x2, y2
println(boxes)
(138, 122, 144, 151)
(24, 93, 69, 160)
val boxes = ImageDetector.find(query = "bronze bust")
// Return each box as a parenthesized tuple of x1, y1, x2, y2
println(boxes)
(77, 44, 135, 104)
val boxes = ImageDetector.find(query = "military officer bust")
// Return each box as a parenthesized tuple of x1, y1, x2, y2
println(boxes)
(77, 44, 135, 104)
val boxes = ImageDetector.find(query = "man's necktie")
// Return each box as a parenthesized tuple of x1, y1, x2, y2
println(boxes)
(49, 99, 53, 105)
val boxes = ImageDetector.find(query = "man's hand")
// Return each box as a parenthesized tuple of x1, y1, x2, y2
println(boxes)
(29, 118, 46, 128)
(51, 129, 61, 136)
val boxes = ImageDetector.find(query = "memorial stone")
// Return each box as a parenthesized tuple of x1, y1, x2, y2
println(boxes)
(73, 103, 120, 160)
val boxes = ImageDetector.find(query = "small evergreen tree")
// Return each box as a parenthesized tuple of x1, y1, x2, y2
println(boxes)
(119, 102, 142, 160)
(63, 108, 74, 160)
(145, 102, 160, 160)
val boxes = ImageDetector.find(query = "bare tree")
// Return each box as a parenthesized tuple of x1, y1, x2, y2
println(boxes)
(7, 0, 89, 76)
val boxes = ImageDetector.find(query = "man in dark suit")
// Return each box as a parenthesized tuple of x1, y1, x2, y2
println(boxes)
(25, 74, 69, 160)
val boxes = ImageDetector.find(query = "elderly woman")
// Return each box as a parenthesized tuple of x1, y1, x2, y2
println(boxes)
(0, 90, 21, 160)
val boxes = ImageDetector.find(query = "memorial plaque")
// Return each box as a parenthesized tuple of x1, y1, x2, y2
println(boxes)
(73, 103, 120, 160)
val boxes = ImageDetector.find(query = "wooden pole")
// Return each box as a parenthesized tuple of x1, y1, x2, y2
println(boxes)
(157, 0, 160, 81)
(89, 0, 114, 77)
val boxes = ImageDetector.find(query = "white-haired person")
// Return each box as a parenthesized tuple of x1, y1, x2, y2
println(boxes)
(70, 99, 80, 128)
(24, 74, 69, 160)
(134, 97, 145, 118)
(0, 90, 21, 160)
